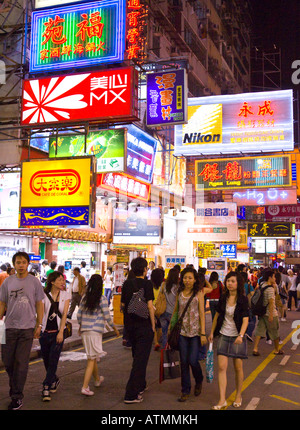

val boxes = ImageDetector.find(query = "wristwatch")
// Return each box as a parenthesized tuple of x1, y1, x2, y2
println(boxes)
(238, 334, 243, 338)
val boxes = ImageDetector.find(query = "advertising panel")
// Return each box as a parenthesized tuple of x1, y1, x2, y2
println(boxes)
(195, 203, 237, 225)
(35, 0, 85, 8)
(98, 172, 150, 202)
(232, 187, 297, 206)
(126, 124, 157, 183)
(247, 222, 293, 238)
(174, 89, 294, 155)
(181, 224, 239, 242)
(113, 207, 160, 244)
(195, 155, 291, 191)
(146, 69, 188, 127)
(220, 244, 237, 258)
(30, 0, 125, 72)
(265, 204, 300, 229)
(0, 172, 20, 229)
(49, 129, 125, 173)
(21, 66, 138, 126)
(20, 157, 95, 227)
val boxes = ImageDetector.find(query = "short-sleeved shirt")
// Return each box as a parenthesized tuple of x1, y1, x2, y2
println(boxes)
(121, 277, 154, 327)
(0, 274, 45, 329)
(263, 285, 278, 317)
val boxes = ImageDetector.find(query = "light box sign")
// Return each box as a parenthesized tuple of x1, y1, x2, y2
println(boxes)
(30, 0, 125, 73)
(98, 172, 150, 202)
(233, 187, 297, 206)
(195, 203, 237, 225)
(113, 207, 160, 244)
(21, 66, 138, 126)
(247, 222, 293, 238)
(220, 244, 237, 259)
(49, 129, 125, 173)
(20, 157, 95, 227)
(195, 155, 291, 191)
(0, 172, 20, 229)
(126, 124, 158, 183)
(35, 0, 86, 9)
(146, 69, 188, 127)
(174, 89, 294, 155)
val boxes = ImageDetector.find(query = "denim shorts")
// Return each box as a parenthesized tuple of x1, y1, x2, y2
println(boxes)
(217, 334, 248, 359)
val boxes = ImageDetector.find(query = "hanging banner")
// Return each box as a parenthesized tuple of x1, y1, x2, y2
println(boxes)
(21, 66, 138, 126)
(20, 157, 95, 227)
(195, 155, 291, 191)
(175, 89, 294, 156)
(146, 69, 188, 127)
(30, 0, 126, 72)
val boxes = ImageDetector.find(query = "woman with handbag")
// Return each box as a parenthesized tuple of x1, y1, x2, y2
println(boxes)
(169, 267, 207, 402)
(77, 274, 119, 396)
(208, 272, 249, 410)
(40, 271, 71, 402)
(151, 268, 165, 351)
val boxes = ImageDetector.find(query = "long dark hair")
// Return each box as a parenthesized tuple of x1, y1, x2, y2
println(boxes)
(165, 267, 179, 293)
(44, 271, 64, 293)
(82, 274, 103, 312)
(178, 267, 205, 295)
(223, 272, 245, 299)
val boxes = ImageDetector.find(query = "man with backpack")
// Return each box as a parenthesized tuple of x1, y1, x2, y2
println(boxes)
(252, 268, 284, 356)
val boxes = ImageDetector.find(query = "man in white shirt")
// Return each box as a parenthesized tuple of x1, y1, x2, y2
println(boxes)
(67, 267, 86, 319)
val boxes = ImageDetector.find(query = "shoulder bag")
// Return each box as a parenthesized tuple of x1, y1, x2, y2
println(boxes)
(45, 292, 72, 339)
(127, 280, 149, 319)
(167, 293, 195, 350)
(154, 284, 167, 318)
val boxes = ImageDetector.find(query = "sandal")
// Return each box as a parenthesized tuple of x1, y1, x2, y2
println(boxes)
(252, 351, 260, 356)
(274, 350, 284, 355)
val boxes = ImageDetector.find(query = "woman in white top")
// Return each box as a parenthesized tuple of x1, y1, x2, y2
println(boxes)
(287, 269, 298, 310)
(208, 272, 249, 410)
(103, 268, 113, 306)
(40, 271, 70, 402)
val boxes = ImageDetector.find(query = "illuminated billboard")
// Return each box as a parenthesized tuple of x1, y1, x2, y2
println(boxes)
(98, 172, 150, 202)
(49, 129, 125, 173)
(195, 155, 291, 191)
(0, 173, 20, 229)
(21, 66, 138, 126)
(232, 187, 297, 206)
(30, 0, 126, 73)
(20, 157, 95, 227)
(174, 90, 294, 155)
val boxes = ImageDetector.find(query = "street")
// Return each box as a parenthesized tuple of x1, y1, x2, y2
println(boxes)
(1, 309, 300, 413)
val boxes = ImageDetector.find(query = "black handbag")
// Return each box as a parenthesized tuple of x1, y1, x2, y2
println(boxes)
(45, 292, 72, 339)
(167, 293, 195, 350)
(127, 280, 149, 319)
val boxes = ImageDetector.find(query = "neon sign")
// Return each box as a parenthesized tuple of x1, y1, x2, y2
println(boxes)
(175, 90, 294, 155)
(30, 0, 126, 73)
(126, 0, 147, 61)
(232, 188, 297, 206)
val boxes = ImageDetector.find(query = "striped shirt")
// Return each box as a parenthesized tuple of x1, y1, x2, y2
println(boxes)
(77, 295, 113, 333)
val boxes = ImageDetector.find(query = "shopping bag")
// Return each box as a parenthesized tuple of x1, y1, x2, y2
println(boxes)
(0, 321, 5, 344)
(205, 342, 214, 383)
(159, 347, 181, 383)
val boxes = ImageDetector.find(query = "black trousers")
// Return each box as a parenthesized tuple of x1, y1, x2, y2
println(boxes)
(125, 323, 154, 401)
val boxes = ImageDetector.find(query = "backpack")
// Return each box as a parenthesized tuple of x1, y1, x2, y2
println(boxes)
(127, 287, 149, 319)
(250, 285, 272, 316)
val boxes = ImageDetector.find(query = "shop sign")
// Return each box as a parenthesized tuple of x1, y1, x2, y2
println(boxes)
(15, 227, 109, 242)
(195, 155, 291, 191)
(126, 124, 157, 183)
(247, 222, 293, 238)
(20, 157, 95, 227)
(35, 0, 86, 9)
(113, 207, 160, 244)
(195, 203, 237, 225)
(174, 89, 294, 156)
(233, 187, 297, 206)
(265, 204, 300, 229)
(98, 172, 150, 202)
(30, 0, 126, 73)
(220, 244, 237, 258)
(126, 0, 147, 61)
(165, 255, 186, 275)
(182, 224, 239, 242)
(21, 66, 138, 126)
(49, 129, 125, 173)
(0, 172, 20, 229)
(196, 243, 221, 258)
(146, 69, 188, 127)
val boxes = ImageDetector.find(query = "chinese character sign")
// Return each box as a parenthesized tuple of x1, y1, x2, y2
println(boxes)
(30, 0, 126, 73)
(195, 155, 291, 191)
(126, 0, 148, 62)
(174, 89, 294, 155)
(20, 157, 95, 227)
(146, 69, 188, 126)
(98, 172, 150, 202)
(21, 67, 138, 126)
(220, 244, 237, 259)
(247, 222, 293, 238)
(195, 203, 237, 225)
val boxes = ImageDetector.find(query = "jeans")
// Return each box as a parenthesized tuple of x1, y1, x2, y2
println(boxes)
(39, 332, 64, 387)
(160, 311, 172, 348)
(288, 290, 298, 309)
(208, 300, 219, 322)
(2, 328, 34, 400)
(104, 288, 112, 306)
(68, 292, 82, 318)
(246, 311, 256, 337)
(178, 335, 203, 395)
(125, 323, 154, 400)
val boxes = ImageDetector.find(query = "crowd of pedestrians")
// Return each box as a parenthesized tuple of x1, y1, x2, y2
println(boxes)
(0, 253, 299, 410)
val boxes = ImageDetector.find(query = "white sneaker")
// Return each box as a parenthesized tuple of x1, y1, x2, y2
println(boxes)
(94, 376, 104, 387)
(281, 318, 287, 322)
(81, 386, 94, 396)
(266, 340, 272, 345)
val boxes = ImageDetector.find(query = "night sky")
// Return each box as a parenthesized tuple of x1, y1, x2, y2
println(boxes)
(251, 0, 300, 90)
